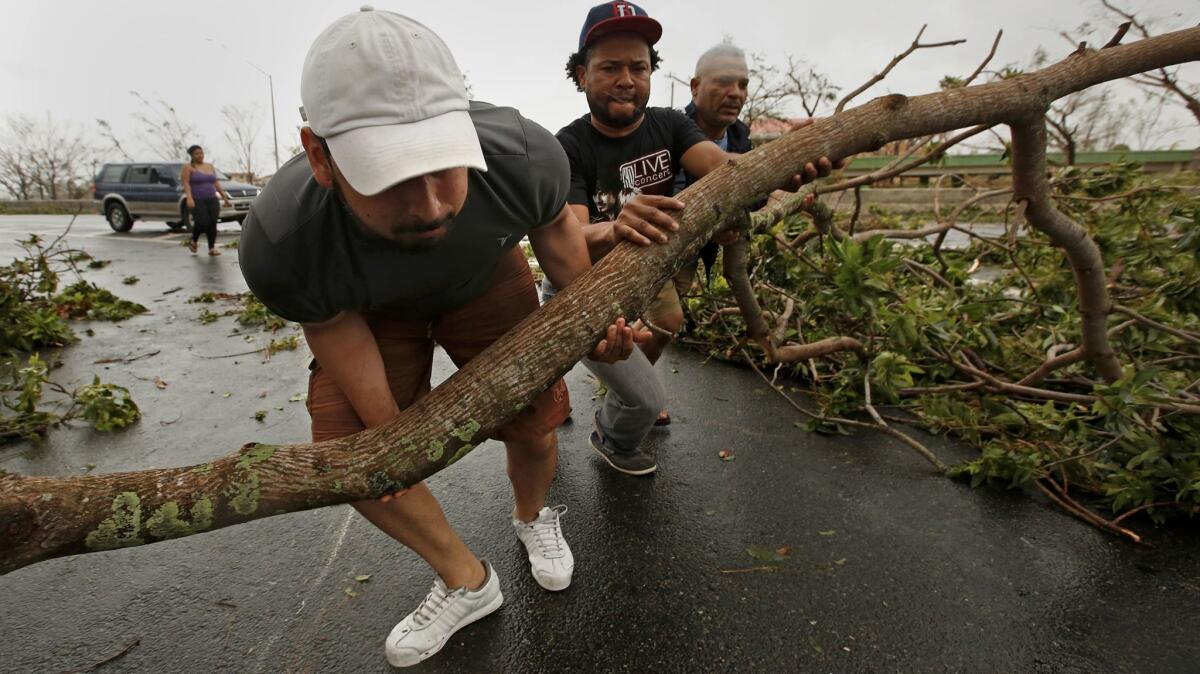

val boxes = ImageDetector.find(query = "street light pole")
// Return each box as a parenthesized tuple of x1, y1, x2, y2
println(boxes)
(206, 37, 280, 172)
(267, 73, 279, 171)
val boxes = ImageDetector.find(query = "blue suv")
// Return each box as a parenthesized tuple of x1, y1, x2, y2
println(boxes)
(92, 162, 260, 232)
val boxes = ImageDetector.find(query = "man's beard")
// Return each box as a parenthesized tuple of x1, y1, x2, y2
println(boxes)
(586, 90, 646, 129)
(332, 179, 455, 253)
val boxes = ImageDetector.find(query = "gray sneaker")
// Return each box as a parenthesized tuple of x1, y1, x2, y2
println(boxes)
(588, 430, 656, 476)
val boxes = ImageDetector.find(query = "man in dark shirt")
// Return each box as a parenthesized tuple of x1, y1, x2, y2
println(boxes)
(671, 43, 756, 293)
(679, 43, 753, 180)
(240, 8, 645, 668)
(554, 2, 834, 441)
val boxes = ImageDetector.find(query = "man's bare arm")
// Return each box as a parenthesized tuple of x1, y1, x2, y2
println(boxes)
(574, 197, 686, 263)
(301, 311, 398, 428)
(528, 204, 649, 363)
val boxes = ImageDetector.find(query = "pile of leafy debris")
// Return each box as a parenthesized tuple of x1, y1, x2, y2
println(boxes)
(682, 163, 1200, 529)
(189, 291, 288, 331)
(1, 234, 144, 441)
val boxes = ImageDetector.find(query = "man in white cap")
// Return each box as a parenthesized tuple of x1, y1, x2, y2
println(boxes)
(239, 7, 647, 667)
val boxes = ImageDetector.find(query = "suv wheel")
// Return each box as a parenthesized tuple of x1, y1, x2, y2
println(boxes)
(178, 205, 193, 232)
(105, 202, 133, 232)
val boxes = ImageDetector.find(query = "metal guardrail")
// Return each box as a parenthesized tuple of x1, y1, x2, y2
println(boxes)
(841, 149, 1199, 176)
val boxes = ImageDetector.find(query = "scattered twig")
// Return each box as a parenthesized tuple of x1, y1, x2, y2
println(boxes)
(62, 638, 140, 673)
(1035, 477, 1143, 544)
(718, 566, 783, 575)
(1111, 500, 1177, 526)
(1053, 185, 1181, 202)
(1018, 320, 1135, 386)
(902, 258, 954, 289)
(772, 233, 826, 275)
(849, 186, 862, 235)
(639, 317, 675, 339)
(46, 210, 82, 252)
(899, 381, 984, 396)
(1040, 433, 1124, 470)
(1017, 348, 1084, 387)
(93, 350, 160, 365)
(191, 348, 267, 360)
(1113, 305, 1200, 347)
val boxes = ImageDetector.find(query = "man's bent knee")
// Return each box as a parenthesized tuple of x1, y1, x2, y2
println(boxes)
(656, 309, 685, 334)
(503, 432, 557, 462)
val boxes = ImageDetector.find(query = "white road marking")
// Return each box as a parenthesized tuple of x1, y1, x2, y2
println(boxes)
(251, 508, 355, 671)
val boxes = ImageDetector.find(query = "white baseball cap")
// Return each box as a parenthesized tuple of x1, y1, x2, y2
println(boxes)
(300, 6, 486, 196)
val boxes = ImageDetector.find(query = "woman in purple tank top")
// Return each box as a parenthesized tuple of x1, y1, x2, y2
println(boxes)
(181, 145, 232, 256)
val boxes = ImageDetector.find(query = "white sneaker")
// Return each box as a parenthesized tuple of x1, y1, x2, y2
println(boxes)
(384, 560, 503, 668)
(512, 505, 574, 591)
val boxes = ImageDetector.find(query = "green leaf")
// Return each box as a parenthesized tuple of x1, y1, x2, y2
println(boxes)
(745, 544, 787, 563)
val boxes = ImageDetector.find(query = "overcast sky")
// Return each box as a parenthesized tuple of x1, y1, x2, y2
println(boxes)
(2, 0, 1196, 173)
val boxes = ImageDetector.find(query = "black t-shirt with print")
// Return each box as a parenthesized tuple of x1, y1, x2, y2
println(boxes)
(556, 107, 707, 223)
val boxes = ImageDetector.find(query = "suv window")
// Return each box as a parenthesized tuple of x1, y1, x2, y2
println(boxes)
(147, 166, 177, 185)
(126, 166, 153, 184)
(97, 165, 127, 183)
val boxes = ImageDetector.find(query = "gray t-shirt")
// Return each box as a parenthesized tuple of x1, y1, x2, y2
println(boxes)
(239, 102, 569, 323)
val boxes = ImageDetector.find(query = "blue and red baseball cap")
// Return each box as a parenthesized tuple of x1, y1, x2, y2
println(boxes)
(578, 2, 663, 51)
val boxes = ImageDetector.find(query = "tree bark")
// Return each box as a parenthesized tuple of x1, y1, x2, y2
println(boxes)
(3, 26, 1198, 576)
(1010, 119, 1124, 381)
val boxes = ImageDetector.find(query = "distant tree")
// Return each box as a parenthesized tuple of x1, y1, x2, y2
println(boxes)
(95, 119, 133, 163)
(27, 113, 92, 200)
(1046, 88, 1125, 164)
(1053, 1, 1199, 147)
(744, 53, 840, 128)
(1096, 0, 1200, 127)
(0, 113, 92, 200)
(97, 92, 200, 162)
(0, 115, 37, 200)
(221, 104, 262, 180)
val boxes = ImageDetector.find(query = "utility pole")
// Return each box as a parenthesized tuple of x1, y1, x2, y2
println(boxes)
(666, 72, 690, 109)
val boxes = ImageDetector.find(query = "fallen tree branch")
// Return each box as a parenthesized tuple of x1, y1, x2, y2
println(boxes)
(1010, 120, 1123, 382)
(722, 237, 776, 359)
(3, 25, 1197, 574)
(824, 124, 992, 195)
(1113, 304, 1200, 347)
(836, 24, 967, 113)
(1018, 319, 1136, 386)
(1035, 477, 1143, 544)
(1053, 185, 1183, 202)
(772, 336, 867, 363)
(719, 315, 947, 473)
(902, 257, 955, 289)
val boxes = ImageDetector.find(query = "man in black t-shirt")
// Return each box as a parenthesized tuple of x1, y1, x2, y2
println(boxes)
(554, 2, 835, 449)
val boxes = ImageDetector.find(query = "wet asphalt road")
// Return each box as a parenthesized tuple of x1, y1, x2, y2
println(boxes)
(1, 214, 1198, 674)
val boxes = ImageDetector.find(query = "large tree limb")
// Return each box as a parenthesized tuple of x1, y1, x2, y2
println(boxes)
(1009, 119, 1124, 381)
(3, 26, 1198, 575)
(722, 239, 865, 363)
